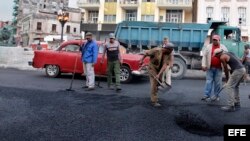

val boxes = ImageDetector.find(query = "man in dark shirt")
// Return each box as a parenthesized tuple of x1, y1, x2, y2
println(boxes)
(214, 48, 246, 112)
(101, 33, 123, 91)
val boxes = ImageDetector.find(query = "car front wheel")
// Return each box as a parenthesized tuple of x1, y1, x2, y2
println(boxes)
(45, 65, 60, 78)
(120, 65, 132, 83)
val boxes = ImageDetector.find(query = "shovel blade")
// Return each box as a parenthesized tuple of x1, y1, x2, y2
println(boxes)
(158, 83, 172, 92)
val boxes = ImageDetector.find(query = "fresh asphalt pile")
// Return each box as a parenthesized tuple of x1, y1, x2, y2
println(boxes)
(1, 85, 249, 141)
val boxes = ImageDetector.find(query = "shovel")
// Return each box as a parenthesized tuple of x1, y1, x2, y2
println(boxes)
(140, 65, 172, 93)
(149, 70, 172, 92)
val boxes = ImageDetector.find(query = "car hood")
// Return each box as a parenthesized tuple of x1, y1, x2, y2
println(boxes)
(122, 53, 143, 61)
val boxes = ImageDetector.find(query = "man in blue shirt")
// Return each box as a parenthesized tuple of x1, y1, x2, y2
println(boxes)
(80, 32, 98, 91)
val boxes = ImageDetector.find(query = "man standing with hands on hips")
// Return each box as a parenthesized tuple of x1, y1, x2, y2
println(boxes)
(101, 33, 123, 91)
(80, 32, 98, 91)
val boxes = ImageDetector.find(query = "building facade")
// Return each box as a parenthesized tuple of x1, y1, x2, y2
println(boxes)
(197, 0, 250, 41)
(78, 0, 195, 40)
(17, 0, 81, 46)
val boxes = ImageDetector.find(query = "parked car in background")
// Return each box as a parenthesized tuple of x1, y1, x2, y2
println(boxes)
(30, 40, 149, 83)
(30, 41, 48, 50)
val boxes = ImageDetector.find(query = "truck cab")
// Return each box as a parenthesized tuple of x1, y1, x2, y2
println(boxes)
(215, 26, 245, 58)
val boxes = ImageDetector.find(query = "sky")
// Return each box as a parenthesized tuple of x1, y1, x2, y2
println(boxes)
(0, 1, 13, 21)
(0, 0, 78, 21)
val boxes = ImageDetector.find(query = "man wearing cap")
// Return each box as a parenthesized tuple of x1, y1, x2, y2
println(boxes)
(241, 44, 250, 79)
(80, 32, 98, 91)
(101, 33, 122, 91)
(161, 36, 174, 86)
(201, 34, 228, 101)
(214, 48, 246, 112)
(139, 44, 173, 107)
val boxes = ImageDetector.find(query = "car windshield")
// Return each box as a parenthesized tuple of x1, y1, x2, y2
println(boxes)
(60, 44, 80, 52)
(54, 45, 61, 51)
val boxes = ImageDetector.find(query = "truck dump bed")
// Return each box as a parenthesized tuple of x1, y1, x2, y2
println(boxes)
(115, 21, 212, 50)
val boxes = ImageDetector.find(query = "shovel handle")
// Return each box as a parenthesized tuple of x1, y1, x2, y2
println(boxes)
(141, 65, 163, 84)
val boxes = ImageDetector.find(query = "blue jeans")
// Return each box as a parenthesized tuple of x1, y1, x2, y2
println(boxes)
(204, 68, 222, 97)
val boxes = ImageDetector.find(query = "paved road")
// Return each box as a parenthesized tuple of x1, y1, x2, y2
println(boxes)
(0, 68, 250, 141)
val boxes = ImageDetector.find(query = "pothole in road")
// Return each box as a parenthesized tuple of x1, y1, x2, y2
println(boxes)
(174, 110, 222, 136)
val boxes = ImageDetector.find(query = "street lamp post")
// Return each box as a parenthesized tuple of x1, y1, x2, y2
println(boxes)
(57, 8, 69, 43)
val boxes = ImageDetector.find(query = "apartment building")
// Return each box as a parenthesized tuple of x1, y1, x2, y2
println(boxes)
(78, 0, 195, 40)
(197, 0, 250, 41)
(17, 0, 81, 46)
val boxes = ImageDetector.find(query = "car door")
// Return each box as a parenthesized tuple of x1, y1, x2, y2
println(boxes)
(58, 44, 82, 73)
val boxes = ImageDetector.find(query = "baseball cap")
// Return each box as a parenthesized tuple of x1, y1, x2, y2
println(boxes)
(212, 35, 220, 41)
(109, 33, 115, 39)
(85, 32, 93, 36)
(163, 43, 174, 48)
(213, 48, 224, 56)
(163, 36, 169, 41)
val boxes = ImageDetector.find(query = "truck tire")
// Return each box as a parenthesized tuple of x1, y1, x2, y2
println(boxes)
(171, 58, 187, 80)
(45, 65, 60, 78)
(120, 65, 132, 83)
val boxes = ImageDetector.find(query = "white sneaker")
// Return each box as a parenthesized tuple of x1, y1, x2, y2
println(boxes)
(211, 96, 220, 101)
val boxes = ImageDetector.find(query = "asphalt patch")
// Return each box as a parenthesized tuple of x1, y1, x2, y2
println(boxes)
(174, 109, 222, 136)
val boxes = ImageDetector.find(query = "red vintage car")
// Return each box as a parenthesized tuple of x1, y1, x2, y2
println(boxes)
(30, 40, 149, 83)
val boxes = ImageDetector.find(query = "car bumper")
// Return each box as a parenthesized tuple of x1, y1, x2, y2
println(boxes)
(132, 70, 148, 76)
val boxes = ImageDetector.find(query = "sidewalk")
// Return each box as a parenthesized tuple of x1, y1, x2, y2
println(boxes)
(0, 46, 35, 70)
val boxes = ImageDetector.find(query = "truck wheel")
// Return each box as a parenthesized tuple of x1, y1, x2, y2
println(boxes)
(45, 65, 60, 78)
(171, 58, 187, 80)
(120, 65, 132, 83)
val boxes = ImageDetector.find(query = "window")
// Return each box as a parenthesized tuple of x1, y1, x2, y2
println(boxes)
(221, 7, 230, 22)
(125, 10, 137, 21)
(166, 10, 182, 23)
(105, 0, 116, 2)
(37, 22, 42, 31)
(141, 15, 154, 22)
(74, 28, 77, 33)
(66, 25, 70, 33)
(224, 30, 237, 40)
(206, 7, 213, 19)
(142, 0, 155, 2)
(52, 24, 56, 32)
(88, 0, 99, 3)
(238, 7, 246, 26)
(159, 16, 164, 22)
(104, 15, 116, 23)
(88, 11, 99, 23)
(121, 0, 138, 4)
(63, 45, 80, 52)
(168, 0, 179, 4)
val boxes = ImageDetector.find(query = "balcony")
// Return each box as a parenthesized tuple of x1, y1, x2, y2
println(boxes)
(120, 0, 139, 9)
(77, 0, 100, 10)
(157, 0, 192, 10)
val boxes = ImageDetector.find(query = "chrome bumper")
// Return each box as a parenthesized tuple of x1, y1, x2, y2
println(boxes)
(132, 70, 148, 76)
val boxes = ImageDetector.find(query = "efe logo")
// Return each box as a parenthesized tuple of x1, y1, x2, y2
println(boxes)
(228, 129, 246, 136)
(224, 125, 249, 141)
